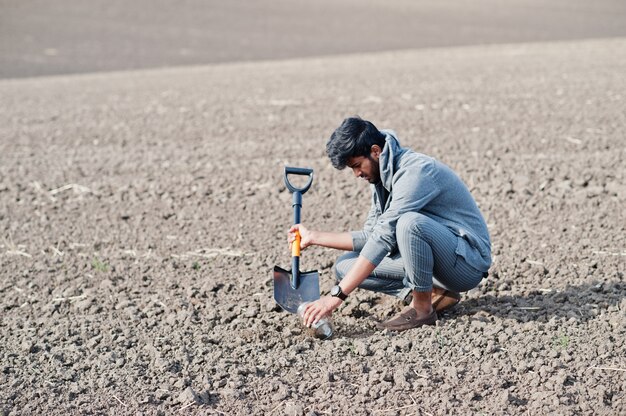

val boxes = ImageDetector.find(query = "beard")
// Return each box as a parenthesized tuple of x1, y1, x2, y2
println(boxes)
(367, 156, 381, 184)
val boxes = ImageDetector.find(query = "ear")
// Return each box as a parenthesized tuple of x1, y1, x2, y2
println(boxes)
(370, 145, 382, 160)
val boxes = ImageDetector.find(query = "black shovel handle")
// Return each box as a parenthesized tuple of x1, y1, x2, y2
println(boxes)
(284, 166, 314, 195)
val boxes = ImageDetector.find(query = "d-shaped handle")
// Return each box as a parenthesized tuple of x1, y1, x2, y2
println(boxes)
(284, 166, 314, 194)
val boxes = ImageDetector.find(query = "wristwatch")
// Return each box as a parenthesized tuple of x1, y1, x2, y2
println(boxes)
(330, 285, 348, 301)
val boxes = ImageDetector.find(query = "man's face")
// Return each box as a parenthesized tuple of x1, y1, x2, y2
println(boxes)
(346, 146, 381, 184)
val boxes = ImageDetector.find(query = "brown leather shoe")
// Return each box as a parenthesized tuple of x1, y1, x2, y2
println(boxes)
(377, 306, 437, 332)
(432, 289, 461, 312)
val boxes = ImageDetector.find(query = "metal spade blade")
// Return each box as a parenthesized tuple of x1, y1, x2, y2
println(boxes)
(273, 266, 320, 314)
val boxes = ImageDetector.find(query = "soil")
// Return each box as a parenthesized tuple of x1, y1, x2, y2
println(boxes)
(1, 38, 625, 415)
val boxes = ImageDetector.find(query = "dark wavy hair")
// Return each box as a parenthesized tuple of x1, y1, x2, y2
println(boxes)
(326, 116, 386, 170)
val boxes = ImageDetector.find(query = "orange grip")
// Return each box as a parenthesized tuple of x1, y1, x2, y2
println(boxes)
(291, 230, 301, 257)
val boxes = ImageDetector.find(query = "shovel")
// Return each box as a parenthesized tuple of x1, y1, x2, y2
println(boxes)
(273, 166, 320, 313)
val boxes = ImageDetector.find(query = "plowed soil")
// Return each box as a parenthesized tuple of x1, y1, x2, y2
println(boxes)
(1, 39, 625, 415)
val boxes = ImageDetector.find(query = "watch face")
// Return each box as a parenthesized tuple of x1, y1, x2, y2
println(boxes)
(331, 285, 340, 296)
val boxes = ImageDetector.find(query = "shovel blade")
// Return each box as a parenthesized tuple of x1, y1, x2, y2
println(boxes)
(273, 266, 320, 314)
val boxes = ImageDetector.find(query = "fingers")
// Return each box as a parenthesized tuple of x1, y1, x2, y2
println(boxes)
(288, 227, 307, 250)
(303, 303, 311, 326)
(287, 226, 299, 249)
(287, 225, 301, 242)
(302, 302, 323, 327)
(303, 303, 314, 327)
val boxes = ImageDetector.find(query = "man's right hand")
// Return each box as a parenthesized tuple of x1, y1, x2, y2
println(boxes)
(288, 224, 315, 250)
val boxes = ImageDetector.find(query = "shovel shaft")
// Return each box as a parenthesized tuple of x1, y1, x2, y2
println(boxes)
(291, 257, 300, 289)
(292, 191, 302, 224)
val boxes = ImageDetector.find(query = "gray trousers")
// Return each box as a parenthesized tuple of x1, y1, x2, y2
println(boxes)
(335, 212, 485, 299)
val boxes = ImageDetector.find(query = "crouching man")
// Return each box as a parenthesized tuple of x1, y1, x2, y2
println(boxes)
(290, 117, 491, 332)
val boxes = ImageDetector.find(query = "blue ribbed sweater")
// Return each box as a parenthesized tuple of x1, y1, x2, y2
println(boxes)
(350, 130, 492, 273)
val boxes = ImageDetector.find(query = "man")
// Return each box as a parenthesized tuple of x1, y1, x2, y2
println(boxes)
(290, 117, 491, 332)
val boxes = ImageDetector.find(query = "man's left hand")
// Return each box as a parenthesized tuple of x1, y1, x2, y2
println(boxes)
(302, 296, 342, 327)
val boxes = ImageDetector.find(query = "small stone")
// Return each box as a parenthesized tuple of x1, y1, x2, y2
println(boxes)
(358, 302, 371, 312)
(585, 186, 604, 197)
(393, 369, 409, 387)
(416, 377, 429, 387)
(284, 402, 305, 416)
(173, 378, 187, 389)
(244, 307, 258, 318)
(391, 338, 412, 352)
(75, 298, 93, 311)
(87, 335, 102, 348)
(266, 301, 281, 312)
(271, 385, 289, 401)
(605, 181, 626, 197)
(177, 386, 200, 404)
(500, 391, 513, 405)
(21, 341, 38, 354)
(201, 375, 212, 389)
(139, 395, 152, 404)
(156, 389, 170, 400)
(165, 313, 178, 326)
(353, 340, 371, 356)
(197, 390, 211, 403)
(221, 388, 241, 399)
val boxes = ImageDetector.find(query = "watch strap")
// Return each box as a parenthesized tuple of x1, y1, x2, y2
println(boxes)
(332, 285, 348, 301)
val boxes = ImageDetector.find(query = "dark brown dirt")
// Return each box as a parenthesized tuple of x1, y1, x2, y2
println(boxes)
(1, 39, 625, 415)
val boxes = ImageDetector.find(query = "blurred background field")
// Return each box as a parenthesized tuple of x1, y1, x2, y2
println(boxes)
(1, 0, 626, 78)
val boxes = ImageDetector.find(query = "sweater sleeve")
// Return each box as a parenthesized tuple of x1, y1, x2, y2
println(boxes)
(350, 189, 378, 251)
(359, 163, 441, 265)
